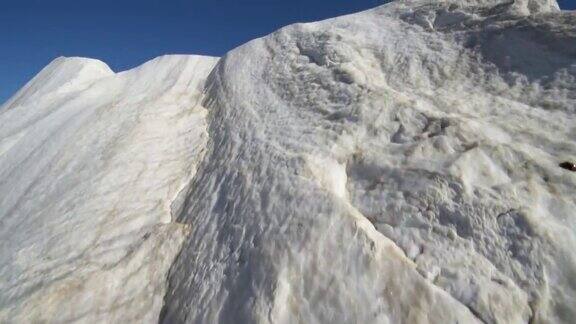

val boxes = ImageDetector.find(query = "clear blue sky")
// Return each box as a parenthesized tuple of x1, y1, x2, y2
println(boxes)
(1, 0, 575, 104)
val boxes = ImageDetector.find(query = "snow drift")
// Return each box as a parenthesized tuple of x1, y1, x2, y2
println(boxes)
(0, 55, 218, 322)
(1, 0, 575, 323)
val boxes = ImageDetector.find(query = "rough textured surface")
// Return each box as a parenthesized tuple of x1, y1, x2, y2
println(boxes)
(162, 1, 575, 323)
(1, 0, 575, 323)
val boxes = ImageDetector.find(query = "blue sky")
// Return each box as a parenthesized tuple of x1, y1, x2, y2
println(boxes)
(1, 0, 575, 104)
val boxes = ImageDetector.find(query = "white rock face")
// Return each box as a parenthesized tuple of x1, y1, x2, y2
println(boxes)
(1, 0, 575, 323)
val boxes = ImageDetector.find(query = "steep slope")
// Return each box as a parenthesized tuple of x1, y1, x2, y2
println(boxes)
(0, 55, 218, 322)
(161, 0, 576, 323)
(1, 0, 575, 323)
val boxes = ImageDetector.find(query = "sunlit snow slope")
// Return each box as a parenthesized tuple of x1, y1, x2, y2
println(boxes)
(1, 0, 575, 323)
(0, 55, 218, 322)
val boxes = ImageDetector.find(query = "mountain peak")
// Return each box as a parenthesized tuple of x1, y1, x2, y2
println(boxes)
(1, 56, 113, 110)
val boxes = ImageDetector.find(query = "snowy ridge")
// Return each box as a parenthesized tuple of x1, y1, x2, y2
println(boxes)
(0, 55, 218, 322)
(0, 57, 114, 111)
(1, 0, 576, 323)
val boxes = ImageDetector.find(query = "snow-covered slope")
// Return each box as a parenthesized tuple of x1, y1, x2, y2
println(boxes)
(0, 55, 218, 322)
(1, 0, 575, 323)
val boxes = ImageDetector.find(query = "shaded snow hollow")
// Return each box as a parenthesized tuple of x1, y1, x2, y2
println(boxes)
(1, 0, 575, 323)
